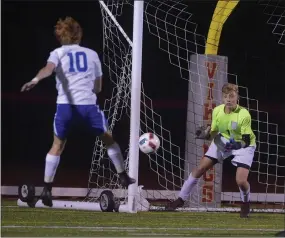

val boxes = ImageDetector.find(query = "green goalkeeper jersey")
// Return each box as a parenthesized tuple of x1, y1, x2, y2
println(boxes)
(211, 104, 256, 146)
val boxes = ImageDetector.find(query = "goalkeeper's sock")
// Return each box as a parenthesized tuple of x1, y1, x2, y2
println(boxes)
(239, 185, 250, 203)
(179, 173, 199, 201)
(44, 154, 60, 185)
(107, 142, 125, 174)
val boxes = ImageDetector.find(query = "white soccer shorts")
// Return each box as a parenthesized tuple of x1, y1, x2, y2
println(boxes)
(205, 134, 256, 169)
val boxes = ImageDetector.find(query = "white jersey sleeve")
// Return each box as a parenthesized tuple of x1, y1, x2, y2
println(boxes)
(47, 50, 60, 67)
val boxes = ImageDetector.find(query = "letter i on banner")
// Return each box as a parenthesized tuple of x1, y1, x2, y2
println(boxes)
(184, 54, 228, 208)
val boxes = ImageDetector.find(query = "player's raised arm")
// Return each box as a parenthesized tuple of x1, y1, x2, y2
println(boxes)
(195, 107, 218, 140)
(240, 112, 253, 148)
(208, 107, 219, 140)
(20, 62, 56, 92)
(93, 76, 102, 94)
(93, 52, 103, 94)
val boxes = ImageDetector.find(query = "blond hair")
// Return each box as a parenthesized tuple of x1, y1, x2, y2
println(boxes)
(54, 17, 82, 45)
(222, 83, 239, 94)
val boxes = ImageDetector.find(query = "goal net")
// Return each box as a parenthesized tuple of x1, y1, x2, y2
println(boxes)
(85, 0, 285, 213)
(259, 0, 285, 45)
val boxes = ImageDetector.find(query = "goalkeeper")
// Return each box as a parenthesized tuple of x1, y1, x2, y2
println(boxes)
(166, 83, 256, 218)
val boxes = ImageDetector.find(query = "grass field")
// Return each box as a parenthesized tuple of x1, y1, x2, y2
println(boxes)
(1, 199, 284, 237)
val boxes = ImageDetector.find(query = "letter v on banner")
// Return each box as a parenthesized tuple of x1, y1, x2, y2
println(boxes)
(184, 54, 228, 208)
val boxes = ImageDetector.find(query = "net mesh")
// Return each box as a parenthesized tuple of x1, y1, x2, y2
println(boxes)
(85, 0, 285, 212)
(259, 0, 285, 45)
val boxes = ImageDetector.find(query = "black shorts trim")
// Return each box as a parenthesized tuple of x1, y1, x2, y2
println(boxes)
(236, 162, 250, 170)
(205, 155, 218, 165)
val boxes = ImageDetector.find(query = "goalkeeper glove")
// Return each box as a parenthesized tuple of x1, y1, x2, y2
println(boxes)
(195, 125, 211, 140)
(224, 138, 242, 152)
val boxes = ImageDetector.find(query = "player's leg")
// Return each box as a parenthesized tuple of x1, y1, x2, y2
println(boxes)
(86, 105, 135, 188)
(99, 132, 125, 174)
(231, 146, 255, 218)
(45, 135, 66, 186)
(179, 156, 217, 199)
(41, 104, 71, 207)
(236, 166, 250, 218)
(41, 135, 66, 207)
(166, 156, 216, 210)
(166, 140, 220, 210)
(99, 132, 136, 187)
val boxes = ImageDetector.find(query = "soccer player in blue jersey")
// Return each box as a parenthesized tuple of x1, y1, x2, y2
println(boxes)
(21, 17, 135, 207)
(166, 83, 256, 218)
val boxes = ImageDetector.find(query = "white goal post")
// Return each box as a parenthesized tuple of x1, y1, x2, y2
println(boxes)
(127, 0, 144, 213)
(16, 0, 285, 213)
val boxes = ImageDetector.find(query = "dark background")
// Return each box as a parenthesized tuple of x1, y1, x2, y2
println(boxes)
(2, 1, 285, 192)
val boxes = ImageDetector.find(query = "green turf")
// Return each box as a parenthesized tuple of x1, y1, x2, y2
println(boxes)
(1, 199, 284, 237)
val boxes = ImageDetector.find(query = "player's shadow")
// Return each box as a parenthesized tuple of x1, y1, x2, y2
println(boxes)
(56, 68, 75, 104)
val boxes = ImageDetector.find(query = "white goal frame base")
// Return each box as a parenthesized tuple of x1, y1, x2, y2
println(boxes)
(3, 186, 284, 203)
(16, 199, 285, 214)
(2, 186, 283, 213)
(16, 199, 145, 213)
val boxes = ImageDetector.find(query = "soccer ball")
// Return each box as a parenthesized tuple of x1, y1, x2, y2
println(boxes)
(138, 133, 160, 154)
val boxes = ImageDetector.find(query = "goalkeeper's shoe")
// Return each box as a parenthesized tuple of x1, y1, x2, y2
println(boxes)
(40, 186, 53, 207)
(240, 202, 250, 218)
(119, 171, 136, 188)
(165, 197, 185, 211)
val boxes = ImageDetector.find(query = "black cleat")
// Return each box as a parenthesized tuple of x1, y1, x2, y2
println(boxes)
(118, 171, 136, 188)
(240, 202, 250, 218)
(41, 186, 53, 207)
(165, 197, 185, 211)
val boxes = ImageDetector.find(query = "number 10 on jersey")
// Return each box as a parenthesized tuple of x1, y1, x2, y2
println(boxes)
(67, 52, 88, 72)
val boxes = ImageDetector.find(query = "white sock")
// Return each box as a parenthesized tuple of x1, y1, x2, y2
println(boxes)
(44, 154, 60, 183)
(239, 185, 250, 202)
(179, 173, 199, 201)
(107, 142, 125, 174)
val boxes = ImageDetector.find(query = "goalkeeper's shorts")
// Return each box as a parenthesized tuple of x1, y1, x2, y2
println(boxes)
(205, 134, 256, 169)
